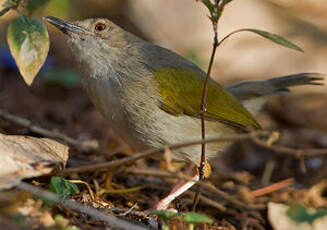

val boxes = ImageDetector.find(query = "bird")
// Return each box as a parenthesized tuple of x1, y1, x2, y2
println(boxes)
(44, 16, 324, 209)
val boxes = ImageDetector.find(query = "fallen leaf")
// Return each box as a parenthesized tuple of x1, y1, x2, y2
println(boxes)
(306, 180, 327, 207)
(0, 133, 68, 190)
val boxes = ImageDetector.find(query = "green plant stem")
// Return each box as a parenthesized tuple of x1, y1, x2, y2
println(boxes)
(192, 0, 219, 212)
(219, 28, 258, 47)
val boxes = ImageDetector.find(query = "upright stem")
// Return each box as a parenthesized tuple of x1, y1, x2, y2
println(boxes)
(192, 2, 219, 211)
(199, 31, 218, 176)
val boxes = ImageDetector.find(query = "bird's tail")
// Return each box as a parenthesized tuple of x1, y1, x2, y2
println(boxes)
(227, 73, 325, 116)
(267, 73, 324, 90)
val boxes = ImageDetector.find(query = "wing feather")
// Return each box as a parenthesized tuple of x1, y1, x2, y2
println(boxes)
(154, 67, 261, 129)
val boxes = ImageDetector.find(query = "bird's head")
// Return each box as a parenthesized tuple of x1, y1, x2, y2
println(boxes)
(44, 16, 133, 77)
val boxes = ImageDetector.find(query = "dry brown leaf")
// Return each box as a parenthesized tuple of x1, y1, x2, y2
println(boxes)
(306, 180, 327, 207)
(0, 133, 68, 190)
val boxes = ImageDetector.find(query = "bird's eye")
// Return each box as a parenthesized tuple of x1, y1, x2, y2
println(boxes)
(95, 23, 106, 32)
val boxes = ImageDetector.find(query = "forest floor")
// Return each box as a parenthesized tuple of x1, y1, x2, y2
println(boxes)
(1, 68, 327, 230)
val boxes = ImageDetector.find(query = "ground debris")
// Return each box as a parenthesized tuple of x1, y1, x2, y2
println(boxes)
(0, 133, 68, 189)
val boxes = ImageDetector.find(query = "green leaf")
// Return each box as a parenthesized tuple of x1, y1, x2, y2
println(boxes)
(222, 0, 233, 5)
(25, 0, 50, 16)
(286, 203, 327, 224)
(7, 15, 49, 85)
(201, 0, 215, 13)
(241, 28, 303, 52)
(48, 177, 78, 196)
(150, 210, 179, 223)
(183, 212, 213, 224)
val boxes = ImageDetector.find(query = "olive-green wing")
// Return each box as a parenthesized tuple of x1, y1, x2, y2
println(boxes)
(154, 67, 261, 129)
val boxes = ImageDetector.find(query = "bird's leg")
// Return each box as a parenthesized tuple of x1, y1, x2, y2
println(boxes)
(152, 172, 199, 210)
(151, 162, 211, 210)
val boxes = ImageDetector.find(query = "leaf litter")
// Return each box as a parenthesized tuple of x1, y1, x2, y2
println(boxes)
(1, 68, 327, 229)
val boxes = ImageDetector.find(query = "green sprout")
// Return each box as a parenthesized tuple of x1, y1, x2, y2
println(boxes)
(183, 212, 213, 230)
(150, 210, 179, 230)
(48, 176, 78, 197)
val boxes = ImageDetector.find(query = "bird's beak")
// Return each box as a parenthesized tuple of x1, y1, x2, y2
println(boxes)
(43, 16, 91, 35)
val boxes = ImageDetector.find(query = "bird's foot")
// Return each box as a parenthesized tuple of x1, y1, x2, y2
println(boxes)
(198, 160, 212, 178)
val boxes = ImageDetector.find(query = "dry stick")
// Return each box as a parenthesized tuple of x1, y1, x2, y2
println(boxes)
(3, 180, 148, 230)
(193, 0, 220, 211)
(195, 193, 227, 212)
(0, 111, 294, 210)
(125, 168, 197, 181)
(199, 181, 265, 210)
(4, 110, 327, 208)
(110, 207, 148, 218)
(59, 132, 264, 175)
(59, 132, 327, 209)
(250, 178, 294, 197)
(251, 134, 327, 158)
(3, 102, 326, 159)
(0, 109, 97, 152)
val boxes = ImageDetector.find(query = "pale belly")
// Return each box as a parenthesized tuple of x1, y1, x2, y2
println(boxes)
(82, 76, 236, 164)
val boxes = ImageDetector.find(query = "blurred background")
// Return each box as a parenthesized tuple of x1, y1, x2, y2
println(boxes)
(1, 0, 327, 185)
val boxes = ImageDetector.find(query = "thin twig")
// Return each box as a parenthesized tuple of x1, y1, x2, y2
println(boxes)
(59, 132, 266, 175)
(2, 180, 148, 230)
(59, 129, 327, 177)
(110, 206, 148, 218)
(251, 134, 327, 158)
(186, 191, 227, 212)
(68, 179, 96, 201)
(199, 182, 266, 210)
(0, 109, 98, 152)
(125, 167, 195, 179)
(250, 178, 294, 197)
(115, 203, 138, 216)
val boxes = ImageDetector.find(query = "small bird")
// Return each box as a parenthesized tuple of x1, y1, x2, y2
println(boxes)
(44, 16, 323, 209)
